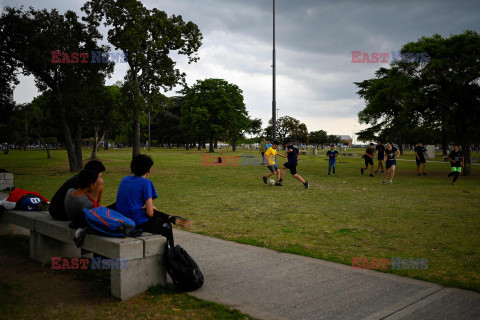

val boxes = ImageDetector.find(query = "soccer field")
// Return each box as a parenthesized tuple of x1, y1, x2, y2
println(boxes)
(1, 148, 479, 292)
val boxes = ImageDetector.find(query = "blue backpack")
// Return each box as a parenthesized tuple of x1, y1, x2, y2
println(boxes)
(83, 207, 136, 237)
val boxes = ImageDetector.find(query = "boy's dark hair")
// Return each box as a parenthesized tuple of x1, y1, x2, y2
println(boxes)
(78, 170, 98, 189)
(272, 140, 280, 145)
(370, 143, 374, 146)
(131, 154, 153, 176)
(84, 160, 106, 175)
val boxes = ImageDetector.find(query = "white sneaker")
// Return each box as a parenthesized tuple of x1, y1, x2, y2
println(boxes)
(383, 180, 386, 184)
(389, 180, 392, 184)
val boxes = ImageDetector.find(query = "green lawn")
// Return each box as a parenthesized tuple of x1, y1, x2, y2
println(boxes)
(1, 147, 480, 292)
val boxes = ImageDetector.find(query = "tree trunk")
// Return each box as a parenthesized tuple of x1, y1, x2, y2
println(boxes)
(74, 123, 83, 170)
(396, 130, 403, 154)
(232, 140, 237, 152)
(45, 143, 51, 159)
(197, 141, 201, 150)
(209, 136, 214, 153)
(60, 110, 79, 172)
(186, 142, 190, 150)
(214, 140, 218, 149)
(90, 127, 99, 160)
(441, 128, 448, 157)
(459, 136, 471, 176)
(37, 134, 51, 159)
(132, 112, 141, 157)
(104, 130, 109, 150)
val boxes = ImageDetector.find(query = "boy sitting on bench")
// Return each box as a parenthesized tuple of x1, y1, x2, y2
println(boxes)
(115, 154, 191, 237)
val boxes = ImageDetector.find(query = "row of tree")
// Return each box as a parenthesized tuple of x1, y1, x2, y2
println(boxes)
(355, 31, 480, 175)
(1, 0, 202, 171)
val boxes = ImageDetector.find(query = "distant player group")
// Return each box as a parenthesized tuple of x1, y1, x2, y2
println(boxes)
(361, 141, 400, 184)
(259, 138, 466, 188)
(359, 140, 465, 185)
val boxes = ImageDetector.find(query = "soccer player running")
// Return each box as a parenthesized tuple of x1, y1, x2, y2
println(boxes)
(446, 144, 464, 185)
(326, 144, 338, 175)
(415, 142, 429, 176)
(374, 140, 385, 174)
(262, 140, 286, 185)
(383, 142, 400, 184)
(361, 143, 375, 177)
(279, 141, 309, 189)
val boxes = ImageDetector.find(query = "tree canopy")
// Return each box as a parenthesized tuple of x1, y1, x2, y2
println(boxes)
(355, 30, 480, 174)
(180, 78, 250, 153)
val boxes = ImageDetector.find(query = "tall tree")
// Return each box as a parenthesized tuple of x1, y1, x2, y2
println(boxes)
(309, 130, 327, 147)
(82, 0, 203, 157)
(355, 67, 417, 154)
(399, 31, 480, 175)
(0, 7, 112, 171)
(180, 78, 250, 153)
(265, 116, 308, 145)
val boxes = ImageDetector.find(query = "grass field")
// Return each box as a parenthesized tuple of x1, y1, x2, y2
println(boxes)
(1, 147, 479, 293)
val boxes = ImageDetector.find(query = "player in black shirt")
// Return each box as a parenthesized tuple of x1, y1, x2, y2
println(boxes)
(361, 143, 375, 177)
(279, 141, 309, 189)
(383, 142, 400, 184)
(415, 142, 429, 176)
(374, 140, 385, 174)
(446, 144, 464, 185)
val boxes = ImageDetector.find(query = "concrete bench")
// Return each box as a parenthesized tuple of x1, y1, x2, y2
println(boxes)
(0, 173, 13, 190)
(0, 209, 167, 300)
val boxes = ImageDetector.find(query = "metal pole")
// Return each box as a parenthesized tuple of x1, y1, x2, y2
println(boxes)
(272, 0, 276, 140)
(148, 110, 151, 152)
(276, 108, 279, 121)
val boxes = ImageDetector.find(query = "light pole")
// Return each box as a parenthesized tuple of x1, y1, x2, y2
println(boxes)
(276, 108, 279, 121)
(148, 110, 151, 152)
(272, 0, 276, 141)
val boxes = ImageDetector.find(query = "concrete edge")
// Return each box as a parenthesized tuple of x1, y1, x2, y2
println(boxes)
(188, 290, 289, 320)
(173, 230, 442, 290)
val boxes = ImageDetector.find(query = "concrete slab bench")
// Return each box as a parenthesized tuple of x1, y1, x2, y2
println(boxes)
(0, 173, 14, 190)
(0, 209, 167, 300)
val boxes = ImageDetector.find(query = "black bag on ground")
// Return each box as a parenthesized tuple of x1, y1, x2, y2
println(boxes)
(164, 224, 204, 292)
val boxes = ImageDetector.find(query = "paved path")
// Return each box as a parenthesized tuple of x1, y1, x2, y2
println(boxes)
(174, 230, 480, 320)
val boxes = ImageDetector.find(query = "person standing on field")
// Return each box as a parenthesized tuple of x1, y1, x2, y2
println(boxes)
(361, 143, 375, 177)
(383, 142, 400, 184)
(374, 140, 385, 174)
(260, 138, 267, 165)
(415, 142, 429, 176)
(326, 144, 338, 175)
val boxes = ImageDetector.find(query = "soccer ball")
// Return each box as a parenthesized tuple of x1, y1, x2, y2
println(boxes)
(268, 179, 275, 186)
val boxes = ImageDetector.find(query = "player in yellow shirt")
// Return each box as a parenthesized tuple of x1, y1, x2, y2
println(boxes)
(262, 140, 286, 185)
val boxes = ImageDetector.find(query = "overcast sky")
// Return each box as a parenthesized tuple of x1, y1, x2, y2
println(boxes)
(3, 0, 480, 142)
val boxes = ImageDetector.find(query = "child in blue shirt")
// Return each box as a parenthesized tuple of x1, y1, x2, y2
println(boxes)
(326, 145, 338, 175)
(116, 154, 191, 237)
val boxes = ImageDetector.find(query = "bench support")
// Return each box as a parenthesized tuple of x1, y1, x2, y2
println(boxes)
(30, 231, 82, 266)
(111, 254, 167, 300)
